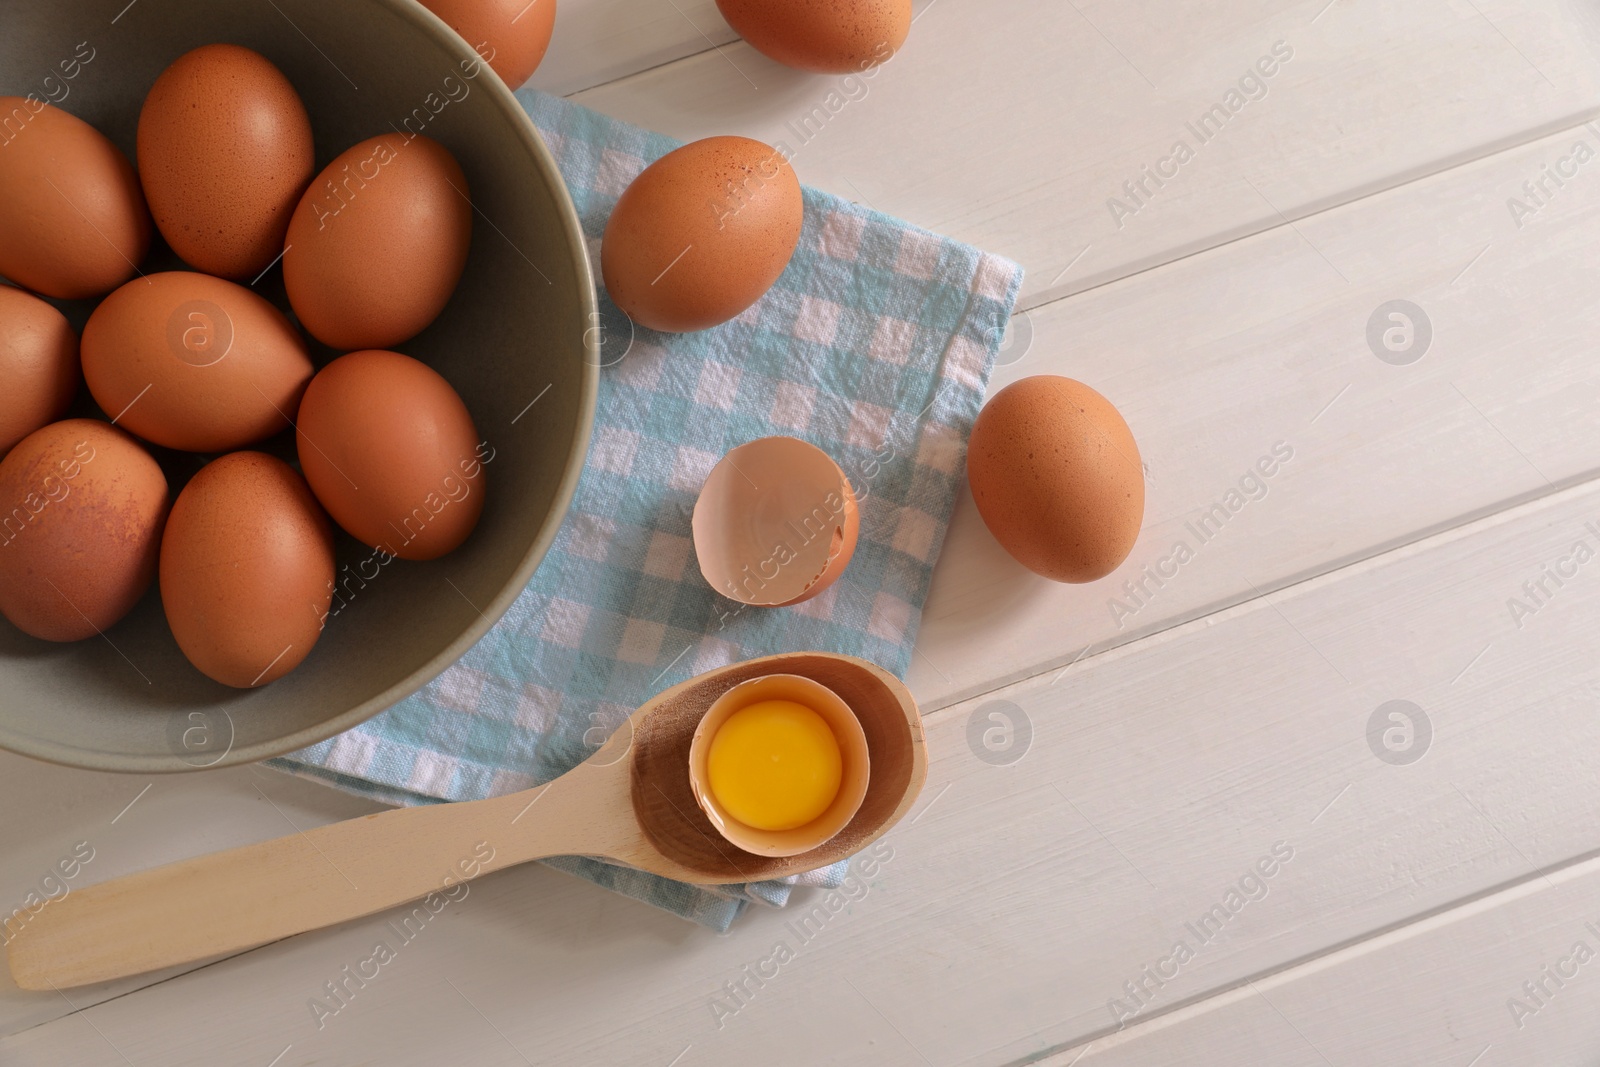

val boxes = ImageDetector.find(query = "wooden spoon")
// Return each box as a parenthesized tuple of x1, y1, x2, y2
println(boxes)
(7, 651, 925, 990)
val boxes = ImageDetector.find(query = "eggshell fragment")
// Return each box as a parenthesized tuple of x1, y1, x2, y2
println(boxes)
(296, 350, 486, 561)
(81, 272, 314, 453)
(0, 286, 80, 456)
(420, 0, 558, 88)
(688, 673, 871, 858)
(137, 44, 315, 280)
(0, 420, 168, 641)
(602, 136, 802, 333)
(0, 97, 151, 299)
(715, 0, 910, 73)
(283, 134, 473, 351)
(692, 436, 858, 606)
(160, 452, 334, 688)
(966, 375, 1144, 583)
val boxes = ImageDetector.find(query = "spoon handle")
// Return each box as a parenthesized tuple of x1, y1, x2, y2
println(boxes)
(6, 783, 585, 990)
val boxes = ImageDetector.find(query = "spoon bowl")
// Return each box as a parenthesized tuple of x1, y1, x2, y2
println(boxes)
(7, 651, 925, 990)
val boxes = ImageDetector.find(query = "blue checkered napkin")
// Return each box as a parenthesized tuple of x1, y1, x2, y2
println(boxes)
(269, 90, 1023, 930)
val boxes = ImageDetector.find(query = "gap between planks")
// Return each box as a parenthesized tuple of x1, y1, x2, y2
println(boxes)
(1019, 833, 1600, 1066)
(1008, 107, 1600, 316)
(916, 455, 1600, 727)
(549, 39, 732, 102)
(1, 936, 296, 1042)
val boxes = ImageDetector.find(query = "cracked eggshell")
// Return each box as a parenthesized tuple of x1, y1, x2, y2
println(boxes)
(687, 673, 871, 858)
(692, 436, 858, 608)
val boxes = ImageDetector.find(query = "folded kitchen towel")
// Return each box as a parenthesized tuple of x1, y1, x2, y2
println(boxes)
(269, 89, 1023, 931)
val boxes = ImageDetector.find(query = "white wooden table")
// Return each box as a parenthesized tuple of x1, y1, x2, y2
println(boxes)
(8, 0, 1600, 1062)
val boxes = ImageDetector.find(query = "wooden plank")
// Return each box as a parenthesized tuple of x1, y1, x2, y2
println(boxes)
(526, 0, 736, 97)
(0, 757, 382, 1035)
(1035, 856, 1600, 1065)
(9, 474, 1600, 1063)
(906, 119, 1600, 706)
(568, 0, 1600, 309)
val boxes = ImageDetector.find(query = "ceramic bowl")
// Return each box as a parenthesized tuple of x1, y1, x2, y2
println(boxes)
(0, 0, 596, 770)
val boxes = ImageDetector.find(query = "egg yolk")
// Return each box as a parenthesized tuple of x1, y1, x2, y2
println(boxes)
(706, 699, 842, 832)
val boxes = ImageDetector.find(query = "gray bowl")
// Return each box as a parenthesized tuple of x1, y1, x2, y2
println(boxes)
(0, 0, 597, 770)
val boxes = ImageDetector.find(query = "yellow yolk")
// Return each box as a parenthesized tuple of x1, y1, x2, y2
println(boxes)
(706, 699, 842, 831)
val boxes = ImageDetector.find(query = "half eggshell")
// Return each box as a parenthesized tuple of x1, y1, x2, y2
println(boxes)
(687, 673, 871, 858)
(692, 436, 859, 607)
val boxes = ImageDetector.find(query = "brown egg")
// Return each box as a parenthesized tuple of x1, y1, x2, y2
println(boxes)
(602, 137, 802, 333)
(967, 376, 1144, 583)
(0, 420, 167, 641)
(137, 44, 315, 280)
(81, 272, 314, 453)
(419, 0, 558, 88)
(0, 286, 80, 456)
(0, 98, 151, 299)
(283, 134, 473, 351)
(161, 452, 334, 687)
(716, 0, 910, 73)
(296, 350, 486, 561)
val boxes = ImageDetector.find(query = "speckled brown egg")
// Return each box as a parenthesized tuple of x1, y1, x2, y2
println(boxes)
(0, 98, 151, 299)
(137, 44, 315, 281)
(160, 451, 334, 688)
(420, 0, 558, 88)
(0, 286, 80, 456)
(716, 0, 910, 73)
(81, 272, 314, 453)
(283, 134, 473, 351)
(966, 376, 1144, 583)
(296, 350, 486, 561)
(602, 136, 802, 333)
(0, 419, 168, 641)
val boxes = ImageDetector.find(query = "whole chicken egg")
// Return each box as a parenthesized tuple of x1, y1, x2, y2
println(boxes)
(0, 98, 151, 299)
(296, 350, 486, 561)
(0, 420, 168, 641)
(966, 376, 1144, 583)
(0, 286, 80, 455)
(420, 0, 558, 88)
(602, 137, 802, 333)
(716, 0, 910, 73)
(81, 272, 314, 453)
(160, 451, 334, 688)
(137, 44, 315, 280)
(283, 134, 473, 351)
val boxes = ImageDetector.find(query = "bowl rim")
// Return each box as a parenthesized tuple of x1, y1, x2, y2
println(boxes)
(2, 0, 600, 773)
